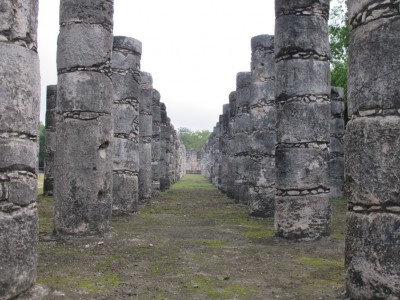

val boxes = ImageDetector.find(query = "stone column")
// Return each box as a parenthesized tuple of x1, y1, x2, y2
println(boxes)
(54, 0, 114, 235)
(0, 1, 40, 298)
(329, 87, 345, 198)
(226, 91, 237, 199)
(274, 0, 331, 241)
(159, 103, 168, 191)
(345, 1, 400, 298)
(139, 72, 153, 203)
(234, 72, 252, 204)
(111, 36, 142, 215)
(248, 35, 276, 217)
(151, 90, 161, 195)
(220, 104, 230, 193)
(44, 85, 57, 196)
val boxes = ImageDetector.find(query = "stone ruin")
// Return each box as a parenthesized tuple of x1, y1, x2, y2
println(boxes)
(1, 0, 400, 299)
(0, 0, 186, 298)
(186, 148, 202, 174)
(203, 1, 333, 240)
(202, 0, 400, 298)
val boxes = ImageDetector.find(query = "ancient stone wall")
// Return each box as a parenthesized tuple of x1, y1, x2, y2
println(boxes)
(0, 1, 40, 298)
(44, 85, 57, 196)
(247, 35, 276, 217)
(274, 0, 331, 241)
(111, 36, 142, 215)
(345, 0, 400, 297)
(329, 87, 345, 198)
(219, 104, 230, 193)
(54, 0, 114, 235)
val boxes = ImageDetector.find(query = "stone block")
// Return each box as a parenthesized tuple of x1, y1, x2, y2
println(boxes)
(112, 173, 138, 214)
(249, 81, 275, 107)
(54, 116, 113, 235)
(275, 59, 330, 100)
(248, 186, 275, 217)
(275, 194, 331, 241)
(249, 130, 276, 155)
(348, 18, 400, 116)
(275, 0, 329, 14)
(57, 72, 113, 113)
(0, 139, 37, 171)
(113, 137, 139, 172)
(60, 0, 113, 29)
(7, 172, 37, 207)
(140, 115, 152, 138)
(0, 43, 40, 136)
(112, 73, 140, 102)
(275, 15, 329, 57)
(0, 205, 38, 300)
(345, 116, 400, 206)
(0, 0, 38, 45)
(346, 212, 400, 299)
(57, 24, 113, 70)
(113, 103, 139, 135)
(330, 136, 344, 154)
(276, 147, 329, 190)
(277, 101, 330, 143)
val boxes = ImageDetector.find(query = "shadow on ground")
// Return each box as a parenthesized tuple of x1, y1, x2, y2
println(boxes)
(37, 174, 346, 299)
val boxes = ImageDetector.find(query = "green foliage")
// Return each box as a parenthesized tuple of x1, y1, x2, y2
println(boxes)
(329, 0, 349, 122)
(38, 122, 45, 169)
(178, 127, 210, 152)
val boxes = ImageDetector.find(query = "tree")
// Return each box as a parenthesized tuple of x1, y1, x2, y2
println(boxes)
(329, 0, 349, 121)
(38, 122, 45, 170)
(178, 127, 210, 152)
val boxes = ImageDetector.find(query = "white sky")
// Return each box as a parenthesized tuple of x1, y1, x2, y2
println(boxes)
(38, 0, 275, 131)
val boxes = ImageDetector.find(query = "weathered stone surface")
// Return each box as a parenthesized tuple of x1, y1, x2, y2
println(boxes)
(44, 86, 57, 196)
(329, 87, 345, 198)
(0, 2, 40, 297)
(0, 205, 38, 300)
(55, 0, 114, 235)
(59, 0, 114, 29)
(346, 1, 400, 297)
(275, 15, 330, 58)
(151, 91, 161, 195)
(277, 102, 330, 144)
(0, 43, 40, 136)
(57, 24, 113, 70)
(112, 36, 141, 214)
(346, 212, 400, 299)
(112, 173, 138, 214)
(54, 116, 113, 234)
(0, 0, 39, 49)
(276, 147, 329, 191)
(345, 116, 400, 206)
(275, 194, 331, 241)
(233, 72, 251, 204)
(274, 0, 331, 240)
(113, 138, 139, 172)
(57, 72, 113, 113)
(275, 59, 330, 100)
(139, 71, 153, 203)
(348, 17, 400, 116)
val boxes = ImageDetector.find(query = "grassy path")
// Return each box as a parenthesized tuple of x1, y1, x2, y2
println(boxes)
(37, 174, 346, 299)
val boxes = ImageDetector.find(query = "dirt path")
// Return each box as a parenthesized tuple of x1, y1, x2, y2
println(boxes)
(37, 174, 346, 299)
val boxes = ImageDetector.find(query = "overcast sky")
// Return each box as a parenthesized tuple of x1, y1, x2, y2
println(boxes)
(38, 0, 275, 131)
